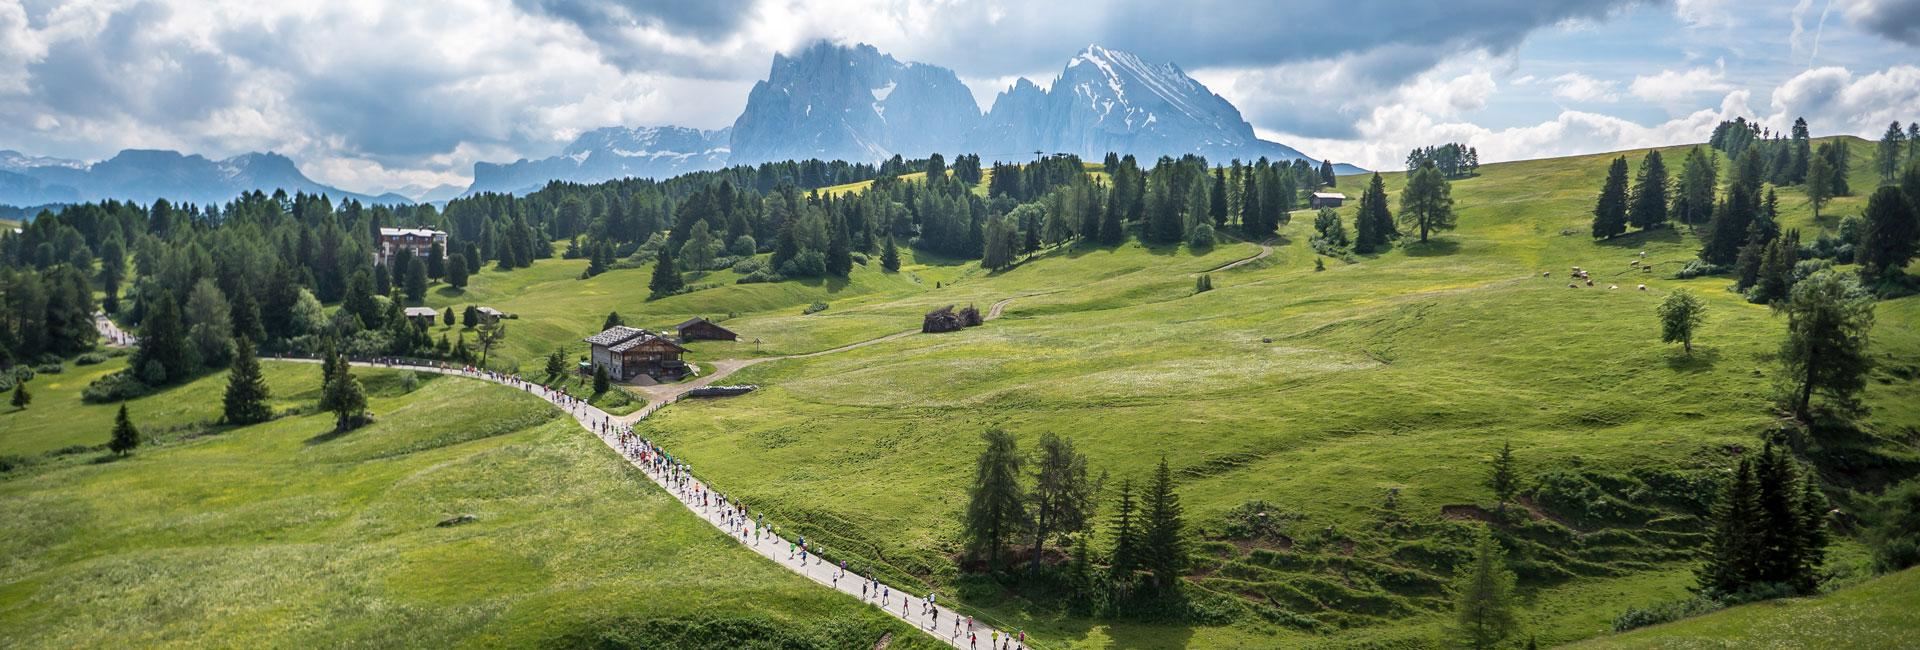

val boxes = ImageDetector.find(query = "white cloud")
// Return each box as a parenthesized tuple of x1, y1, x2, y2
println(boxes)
(1549, 73, 1619, 103)
(1763, 64, 1920, 134)
(1628, 61, 1733, 104)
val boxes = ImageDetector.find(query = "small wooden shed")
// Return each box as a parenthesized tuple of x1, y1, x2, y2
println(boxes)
(676, 317, 738, 342)
(1309, 192, 1345, 208)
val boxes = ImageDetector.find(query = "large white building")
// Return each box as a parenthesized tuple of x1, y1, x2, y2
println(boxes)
(375, 227, 447, 267)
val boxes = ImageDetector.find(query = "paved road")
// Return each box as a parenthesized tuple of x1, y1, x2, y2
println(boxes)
(95, 312, 136, 347)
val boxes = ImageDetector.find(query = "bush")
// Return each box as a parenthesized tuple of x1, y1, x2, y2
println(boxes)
(74, 352, 109, 366)
(803, 301, 829, 315)
(12, 366, 34, 383)
(1611, 596, 1722, 632)
(83, 371, 151, 403)
(1675, 260, 1727, 279)
(34, 362, 64, 375)
(731, 256, 769, 275)
(1220, 500, 1298, 540)
(1870, 477, 1920, 573)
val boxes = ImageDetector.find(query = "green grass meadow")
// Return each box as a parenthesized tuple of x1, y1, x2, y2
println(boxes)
(0, 363, 933, 649)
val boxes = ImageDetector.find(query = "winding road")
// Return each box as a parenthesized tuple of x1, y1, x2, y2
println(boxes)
(95, 313, 1031, 649)
(1200, 239, 1276, 274)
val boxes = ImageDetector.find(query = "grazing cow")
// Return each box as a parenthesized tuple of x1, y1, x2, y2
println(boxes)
(1586, 279, 1595, 286)
(1542, 271, 1551, 277)
(1637, 284, 1648, 291)
(1609, 285, 1619, 290)
(1640, 251, 1648, 257)
(1630, 260, 1639, 267)
(1568, 283, 1578, 288)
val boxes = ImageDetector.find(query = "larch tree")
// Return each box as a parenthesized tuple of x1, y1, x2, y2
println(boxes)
(1777, 269, 1876, 420)
(1487, 442, 1518, 515)
(1657, 289, 1708, 355)
(965, 428, 1026, 569)
(1399, 161, 1457, 243)
(1027, 432, 1098, 573)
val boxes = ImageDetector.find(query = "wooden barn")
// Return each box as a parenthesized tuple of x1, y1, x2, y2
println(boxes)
(584, 326, 688, 381)
(676, 317, 738, 342)
(1309, 192, 1346, 208)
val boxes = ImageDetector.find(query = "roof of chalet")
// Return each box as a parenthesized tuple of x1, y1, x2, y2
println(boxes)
(379, 227, 445, 238)
(476, 306, 504, 316)
(676, 317, 735, 331)
(584, 326, 647, 347)
(403, 307, 438, 317)
(1312, 192, 1345, 200)
(608, 334, 687, 354)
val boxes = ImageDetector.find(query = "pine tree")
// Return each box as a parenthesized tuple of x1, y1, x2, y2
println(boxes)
(1794, 471, 1829, 594)
(1878, 121, 1906, 182)
(1451, 528, 1520, 649)
(426, 241, 445, 279)
(1239, 170, 1262, 240)
(648, 246, 683, 299)
(1857, 185, 1918, 281)
(602, 311, 624, 330)
(1673, 146, 1719, 227)
(1319, 159, 1336, 187)
(1488, 442, 1518, 514)
(462, 305, 479, 328)
(881, 234, 901, 271)
(405, 258, 428, 303)
(1354, 173, 1395, 254)
(1209, 167, 1229, 226)
(964, 428, 1026, 568)
(1098, 190, 1124, 245)
(442, 307, 455, 328)
(319, 355, 369, 433)
(1778, 270, 1876, 420)
(1141, 457, 1188, 592)
(229, 284, 265, 347)
(1701, 183, 1755, 265)
(1629, 150, 1669, 230)
(1754, 443, 1806, 588)
(1593, 156, 1631, 239)
(9, 382, 27, 410)
(1806, 150, 1835, 219)
(134, 288, 189, 385)
(222, 337, 272, 424)
(446, 253, 469, 289)
(592, 363, 610, 395)
(1109, 479, 1140, 583)
(1699, 456, 1763, 596)
(827, 213, 853, 276)
(109, 403, 140, 455)
(544, 348, 567, 384)
(1400, 161, 1457, 243)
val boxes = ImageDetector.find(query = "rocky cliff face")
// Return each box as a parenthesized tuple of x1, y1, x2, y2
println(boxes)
(727, 42, 982, 165)
(976, 45, 1320, 165)
(466, 126, 730, 196)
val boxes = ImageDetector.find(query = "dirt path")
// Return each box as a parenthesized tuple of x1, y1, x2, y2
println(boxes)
(985, 297, 1014, 320)
(94, 312, 136, 348)
(1201, 239, 1276, 274)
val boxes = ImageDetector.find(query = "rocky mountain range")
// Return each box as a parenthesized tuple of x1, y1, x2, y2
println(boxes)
(0, 42, 1355, 207)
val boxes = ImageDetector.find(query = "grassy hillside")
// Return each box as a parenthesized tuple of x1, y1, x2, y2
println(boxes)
(0, 362, 933, 649)
(611, 136, 1918, 647)
(1568, 568, 1920, 649)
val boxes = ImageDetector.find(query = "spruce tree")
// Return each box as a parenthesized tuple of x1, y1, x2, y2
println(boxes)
(1806, 150, 1835, 219)
(1109, 479, 1140, 586)
(1754, 443, 1806, 588)
(446, 253, 469, 289)
(1098, 193, 1124, 245)
(405, 258, 428, 303)
(602, 311, 624, 330)
(965, 428, 1026, 568)
(10, 381, 27, 410)
(1141, 457, 1188, 592)
(544, 348, 567, 384)
(426, 241, 445, 279)
(222, 337, 272, 425)
(1878, 121, 1906, 182)
(1209, 167, 1229, 226)
(1354, 173, 1395, 254)
(1451, 528, 1520, 649)
(1629, 150, 1669, 230)
(109, 403, 140, 456)
(1488, 441, 1518, 514)
(229, 284, 266, 347)
(443, 307, 455, 328)
(134, 288, 189, 385)
(648, 246, 683, 299)
(1592, 156, 1631, 239)
(1698, 458, 1764, 597)
(1857, 185, 1918, 281)
(592, 363, 610, 395)
(881, 234, 901, 271)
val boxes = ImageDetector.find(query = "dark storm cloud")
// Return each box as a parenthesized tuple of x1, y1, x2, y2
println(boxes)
(1847, 0, 1920, 46)
(513, 0, 760, 75)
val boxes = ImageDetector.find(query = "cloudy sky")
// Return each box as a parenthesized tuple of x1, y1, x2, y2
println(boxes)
(2, 0, 1917, 194)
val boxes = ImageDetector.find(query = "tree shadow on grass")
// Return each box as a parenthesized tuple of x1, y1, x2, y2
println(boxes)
(1664, 347, 1720, 373)
(433, 286, 467, 298)
(1401, 238, 1462, 257)
(1594, 226, 1684, 249)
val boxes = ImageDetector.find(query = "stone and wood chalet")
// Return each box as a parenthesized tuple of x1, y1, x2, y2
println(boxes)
(675, 317, 738, 342)
(1308, 192, 1345, 209)
(584, 326, 689, 381)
